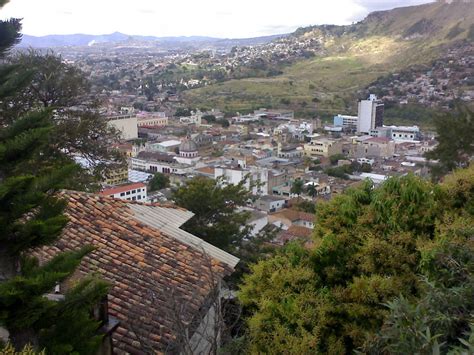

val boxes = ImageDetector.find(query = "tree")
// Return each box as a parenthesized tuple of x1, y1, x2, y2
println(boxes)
(306, 183, 317, 198)
(239, 168, 474, 354)
(202, 114, 216, 123)
(0, 9, 108, 352)
(329, 153, 346, 165)
(148, 172, 170, 192)
(290, 179, 304, 197)
(426, 105, 474, 178)
(218, 118, 230, 128)
(173, 176, 251, 253)
(0, 51, 123, 184)
(0, 1, 21, 58)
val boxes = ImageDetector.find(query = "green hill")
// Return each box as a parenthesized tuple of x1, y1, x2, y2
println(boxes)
(183, 1, 474, 116)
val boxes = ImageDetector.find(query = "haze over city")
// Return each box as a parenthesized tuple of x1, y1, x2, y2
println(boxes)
(2, 0, 434, 38)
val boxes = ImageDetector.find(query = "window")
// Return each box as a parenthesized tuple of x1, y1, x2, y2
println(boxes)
(132, 190, 136, 194)
(132, 196, 136, 201)
(137, 195, 141, 200)
(126, 191, 131, 195)
(120, 192, 125, 196)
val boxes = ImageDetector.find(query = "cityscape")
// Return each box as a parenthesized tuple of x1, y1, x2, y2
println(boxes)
(0, 0, 473, 354)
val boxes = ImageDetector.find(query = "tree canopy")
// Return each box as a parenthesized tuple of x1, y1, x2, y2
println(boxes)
(0, 9, 109, 353)
(239, 166, 474, 354)
(173, 176, 252, 252)
(148, 172, 170, 192)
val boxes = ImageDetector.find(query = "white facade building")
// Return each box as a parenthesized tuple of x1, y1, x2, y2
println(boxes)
(100, 182, 147, 201)
(357, 95, 384, 134)
(107, 115, 138, 140)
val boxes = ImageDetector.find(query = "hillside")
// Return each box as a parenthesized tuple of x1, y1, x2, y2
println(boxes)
(183, 1, 474, 116)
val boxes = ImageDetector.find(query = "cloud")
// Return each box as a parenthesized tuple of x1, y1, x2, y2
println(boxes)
(0, 0, 435, 38)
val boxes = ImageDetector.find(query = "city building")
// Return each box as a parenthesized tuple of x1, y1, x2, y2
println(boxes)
(254, 195, 287, 212)
(106, 114, 138, 140)
(100, 182, 147, 201)
(388, 125, 421, 141)
(131, 152, 190, 175)
(357, 94, 384, 134)
(355, 137, 395, 158)
(136, 112, 168, 127)
(304, 137, 343, 158)
(103, 164, 129, 186)
(333, 114, 358, 130)
(174, 138, 200, 165)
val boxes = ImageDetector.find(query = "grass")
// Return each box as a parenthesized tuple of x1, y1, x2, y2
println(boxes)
(184, 36, 416, 114)
(183, 1, 474, 116)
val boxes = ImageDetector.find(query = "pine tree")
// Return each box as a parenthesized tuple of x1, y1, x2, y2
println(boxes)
(0, 5, 108, 353)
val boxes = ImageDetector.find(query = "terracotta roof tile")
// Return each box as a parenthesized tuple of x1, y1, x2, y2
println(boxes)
(31, 190, 237, 354)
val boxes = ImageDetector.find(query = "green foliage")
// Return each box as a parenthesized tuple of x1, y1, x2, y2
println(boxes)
(0, 21, 109, 353)
(324, 165, 352, 179)
(0, 18, 22, 58)
(329, 153, 346, 165)
(239, 168, 474, 353)
(426, 105, 474, 178)
(0, 111, 81, 255)
(0, 343, 45, 355)
(383, 103, 439, 127)
(202, 114, 216, 123)
(173, 176, 252, 252)
(218, 118, 230, 128)
(175, 107, 192, 117)
(294, 200, 316, 214)
(148, 172, 170, 192)
(37, 277, 109, 354)
(290, 179, 304, 196)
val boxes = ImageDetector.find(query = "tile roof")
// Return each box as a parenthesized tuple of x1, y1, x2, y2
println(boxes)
(100, 182, 146, 196)
(31, 191, 238, 354)
(274, 226, 313, 245)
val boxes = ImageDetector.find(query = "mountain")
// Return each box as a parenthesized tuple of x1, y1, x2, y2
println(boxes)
(183, 0, 474, 116)
(19, 32, 285, 49)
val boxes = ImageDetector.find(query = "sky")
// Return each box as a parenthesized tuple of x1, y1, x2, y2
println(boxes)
(1, 0, 435, 38)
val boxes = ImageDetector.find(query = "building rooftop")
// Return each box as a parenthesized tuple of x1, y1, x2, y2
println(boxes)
(158, 140, 182, 147)
(32, 191, 238, 353)
(100, 182, 146, 196)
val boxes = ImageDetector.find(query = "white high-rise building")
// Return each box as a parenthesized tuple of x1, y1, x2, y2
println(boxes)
(357, 94, 384, 134)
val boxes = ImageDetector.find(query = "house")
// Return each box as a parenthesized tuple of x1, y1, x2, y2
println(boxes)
(355, 137, 395, 158)
(254, 195, 287, 212)
(136, 112, 168, 127)
(100, 182, 147, 202)
(304, 137, 343, 158)
(268, 209, 315, 231)
(246, 210, 269, 237)
(32, 191, 239, 354)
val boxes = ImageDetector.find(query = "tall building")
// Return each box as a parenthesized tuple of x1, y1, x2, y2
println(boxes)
(357, 94, 384, 134)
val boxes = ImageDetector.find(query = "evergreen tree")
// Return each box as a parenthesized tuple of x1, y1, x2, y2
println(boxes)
(426, 105, 474, 178)
(173, 176, 251, 252)
(0, 5, 108, 353)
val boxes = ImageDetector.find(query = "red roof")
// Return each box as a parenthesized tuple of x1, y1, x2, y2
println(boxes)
(101, 182, 146, 196)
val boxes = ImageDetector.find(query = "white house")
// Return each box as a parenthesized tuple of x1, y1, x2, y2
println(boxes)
(100, 182, 147, 201)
